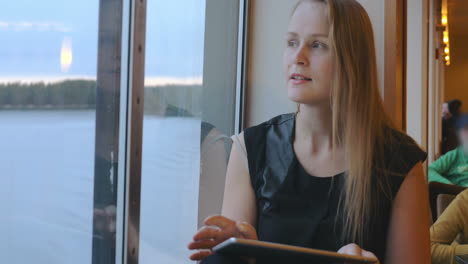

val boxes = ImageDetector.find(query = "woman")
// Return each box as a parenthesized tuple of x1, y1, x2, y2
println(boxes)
(431, 189, 468, 264)
(188, 0, 431, 263)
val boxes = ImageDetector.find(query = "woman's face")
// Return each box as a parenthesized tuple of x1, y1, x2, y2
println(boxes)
(283, 1, 334, 105)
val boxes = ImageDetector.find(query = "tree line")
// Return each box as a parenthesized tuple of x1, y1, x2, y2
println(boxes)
(0, 80, 202, 112)
(0, 80, 96, 109)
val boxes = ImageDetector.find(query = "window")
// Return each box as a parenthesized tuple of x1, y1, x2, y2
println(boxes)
(0, 0, 127, 263)
(138, 0, 244, 263)
(0, 0, 246, 263)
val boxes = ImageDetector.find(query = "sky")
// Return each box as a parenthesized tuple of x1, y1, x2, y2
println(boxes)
(0, 0, 206, 84)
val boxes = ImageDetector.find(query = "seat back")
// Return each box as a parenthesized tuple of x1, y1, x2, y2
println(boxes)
(436, 194, 457, 218)
(429, 181, 467, 222)
(198, 128, 231, 227)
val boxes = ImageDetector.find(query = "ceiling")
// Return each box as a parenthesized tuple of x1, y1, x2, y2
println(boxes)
(448, 0, 468, 37)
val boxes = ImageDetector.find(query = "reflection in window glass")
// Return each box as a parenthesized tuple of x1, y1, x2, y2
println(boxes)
(0, 0, 123, 263)
(140, 0, 240, 263)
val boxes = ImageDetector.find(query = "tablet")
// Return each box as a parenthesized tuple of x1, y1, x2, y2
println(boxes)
(456, 255, 468, 264)
(213, 238, 378, 264)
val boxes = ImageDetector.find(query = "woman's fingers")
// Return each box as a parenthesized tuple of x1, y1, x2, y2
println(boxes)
(188, 239, 218, 250)
(361, 250, 380, 264)
(193, 226, 221, 241)
(361, 250, 378, 259)
(204, 215, 235, 229)
(235, 222, 258, 240)
(338, 243, 363, 256)
(338, 244, 379, 264)
(188, 216, 258, 261)
(189, 250, 212, 261)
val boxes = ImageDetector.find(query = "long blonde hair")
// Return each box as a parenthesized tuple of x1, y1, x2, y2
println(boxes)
(293, 0, 394, 244)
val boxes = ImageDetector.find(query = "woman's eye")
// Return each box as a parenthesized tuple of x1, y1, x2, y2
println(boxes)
(311, 41, 326, 49)
(287, 40, 299, 47)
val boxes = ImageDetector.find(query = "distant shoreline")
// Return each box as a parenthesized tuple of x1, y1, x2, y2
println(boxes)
(0, 105, 95, 110)
(0, 79, 202, 111)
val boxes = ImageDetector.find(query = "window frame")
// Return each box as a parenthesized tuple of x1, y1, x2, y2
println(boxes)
(115, 0, 133, 263)
(121, 0, 147, 263)
(235, 0, 250, 133)
(119, 0, 250, 263)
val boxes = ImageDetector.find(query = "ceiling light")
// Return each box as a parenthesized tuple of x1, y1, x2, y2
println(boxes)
(441, 16, 448, 25)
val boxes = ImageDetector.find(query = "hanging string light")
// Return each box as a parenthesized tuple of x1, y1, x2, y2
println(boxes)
(441, 0, 450, 66)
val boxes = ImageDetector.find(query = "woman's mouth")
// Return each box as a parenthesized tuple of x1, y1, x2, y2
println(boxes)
(290, 74, 312, 85)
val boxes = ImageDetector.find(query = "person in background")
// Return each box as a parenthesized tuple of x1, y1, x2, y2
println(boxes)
(430, 189, 468, 264)
(442, 99, 462, 154)
(188, 0, 431, 263)
(429, 114, 468, 187)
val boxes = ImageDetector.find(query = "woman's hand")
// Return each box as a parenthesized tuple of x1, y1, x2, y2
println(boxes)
(338, 244, 380, 264)
(188, 215, 258, 261)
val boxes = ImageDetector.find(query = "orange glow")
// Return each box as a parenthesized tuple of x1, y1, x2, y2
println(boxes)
(441, 16, 448, 25)
(444, 47, 449, 54)
(60, 37, 73, 73)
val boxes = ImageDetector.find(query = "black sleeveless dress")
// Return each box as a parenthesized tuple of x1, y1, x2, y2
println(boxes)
(243, 114, 426, 263)
(202, 113, 426, 264)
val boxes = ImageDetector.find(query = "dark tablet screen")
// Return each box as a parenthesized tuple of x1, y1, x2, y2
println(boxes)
(213, 238, 378, 264)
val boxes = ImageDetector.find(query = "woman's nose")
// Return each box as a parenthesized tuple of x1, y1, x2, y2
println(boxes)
(293, 46, 308, 66)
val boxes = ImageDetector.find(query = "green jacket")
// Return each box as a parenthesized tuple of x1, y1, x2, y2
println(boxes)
(429, 147, 468, 187)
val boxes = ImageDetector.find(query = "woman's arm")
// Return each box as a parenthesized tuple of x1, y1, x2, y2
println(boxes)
(222, 132, 257, 226)
(385, 162, 431, 264)
(430, 191, 468, 264)
(188, 132, 258, 261)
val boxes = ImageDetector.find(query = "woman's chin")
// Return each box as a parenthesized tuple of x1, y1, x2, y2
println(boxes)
(288, 90, 323, 105)
(288, 96, 307, 105)
(288, 87, 307, 101)
(288, 94, 330, 107)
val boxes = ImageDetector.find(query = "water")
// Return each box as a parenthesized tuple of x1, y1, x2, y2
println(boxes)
(0, 110, 95, 264)
(0, 110, 201, 264)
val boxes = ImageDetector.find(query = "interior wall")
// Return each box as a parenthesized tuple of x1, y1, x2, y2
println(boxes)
(444, 35, 468, 113)
(359, 0, 386, 96)
(202, 0, 240, 135)
(245, 0, 386, 127)
(406, 0, 429, 149)
(244, 0, 297, 127)
(427, 0, 444, 162)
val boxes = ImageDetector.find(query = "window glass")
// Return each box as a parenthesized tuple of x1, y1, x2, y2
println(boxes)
(139, 0, 240, 263)
(0, 1, 124, 263)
